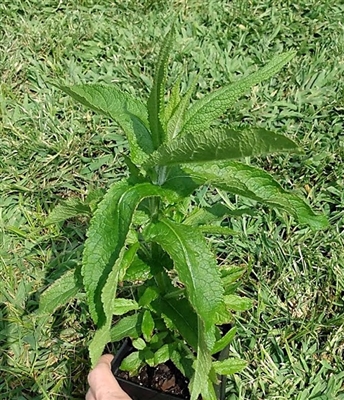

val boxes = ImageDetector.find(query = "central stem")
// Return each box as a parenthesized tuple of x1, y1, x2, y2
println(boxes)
(149, 196, 166, 293)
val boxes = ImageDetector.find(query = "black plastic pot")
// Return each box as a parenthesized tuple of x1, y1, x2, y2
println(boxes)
(111, 339, 228, 400)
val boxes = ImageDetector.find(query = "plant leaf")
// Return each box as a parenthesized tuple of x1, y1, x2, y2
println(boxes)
(181, 51, 296, 135)
(212, 358, 247, 375)
(183, 162, 328, 230)
(110, 313, 143, 342)
(164, 75, 182, 124)
(145, 127, 298, 167)
(82, 180, 176, 326)
(132, 338, 146, 351)
(59, 84, 153, 165)
(189, 320, 217, 400)
(150, 297, 198, 350)
(171, 346, 195, 380)
(113, 299, 140, 316)
(120, 351, 143, 374)
(154, 343, 176, 365)
(45, 198, 91, 225)
(123, 255, 152, 282)
(138, 286, 160, 307)
(166, 74, 198, 139)
(224, 294, 253, 312)
(147, 27, 175, 148)
(89, 244, 138, 365)
(162, 166, 200, 198)
(145, 218, 224, 330)
(141, 310, 155, 341)
(212, 327, 237, 355)
(38, 269, 81, 314)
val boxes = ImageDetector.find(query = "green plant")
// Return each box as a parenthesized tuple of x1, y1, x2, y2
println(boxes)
(38, 27, 328, 400)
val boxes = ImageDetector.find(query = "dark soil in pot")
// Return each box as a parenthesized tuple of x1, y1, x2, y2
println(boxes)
(111, 337, 228, 400)
(117, 360, 190, 398)
(111, 339, 189, 400)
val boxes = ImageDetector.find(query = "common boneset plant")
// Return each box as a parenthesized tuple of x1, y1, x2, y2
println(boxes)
(39, 28, 327, 400)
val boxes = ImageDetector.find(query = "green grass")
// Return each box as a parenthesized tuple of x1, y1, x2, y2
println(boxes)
(1, 0, 344, 398)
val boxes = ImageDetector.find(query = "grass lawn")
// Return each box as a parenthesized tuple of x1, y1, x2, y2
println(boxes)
(1, 0, 344, 399)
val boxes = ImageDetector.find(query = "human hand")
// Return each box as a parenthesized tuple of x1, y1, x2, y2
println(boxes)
(86, 354, 132, 400)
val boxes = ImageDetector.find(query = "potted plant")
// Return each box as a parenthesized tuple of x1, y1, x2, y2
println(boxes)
(38, 27, 327, 400)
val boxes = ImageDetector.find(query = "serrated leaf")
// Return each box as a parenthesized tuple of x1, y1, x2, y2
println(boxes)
(145, 127, 298, 167)
(224, 295, 253, 312)
(38, 269, 81, 315)
(118, 243, 140, 282)
(164, 75, 182, 124)
(110, 313, 142, 342)
(123, 255, 152, 282)
(212, 327, 237, 355)
(184, 204, 231, 226)
(82, 180, 176, 326)
(141, 348, 155, 367)
(189, 320, 216, 400)
(113, 299, 140, 316)
(59, 84, 153, 165)
(166, 74, 198, 139)
(120, 351, 143, 374)
(89, 325, 112, 368)
(171, 347, 195, 380)
(154, 343, 175, 365)
(138, 286, 160, 307)
(183, 162, 328, 230)
(145, 218, 224, 330)
(132, 338, 146, 350)
(45, 199, 91, 225)
(181, 51, 296, 135)
(212, 358, 247, 375)
(151, 297, 198, 350)
(220, 266, 246, 286)
(147, 27, 175, 147)
(213, 302, 233, 325)
(90, 244, 138, 365)
(162, 166, 200, 198)
(142, 310, 155, 341)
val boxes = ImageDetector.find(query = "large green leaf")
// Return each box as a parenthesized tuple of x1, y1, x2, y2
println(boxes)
(113, 299, 140, 316)
(82, 180, 176, 326)
(224, 294, 253, 312)
(181, 51, 296, 135)
(212, 327, 237, 355)
(189, 320, 217, 400)
(164, 75, 182, 124)
(59, 84, 153, 164)
(45, 198, 91, 225)
(150, 297, 198, 350)
(183, 162, 328, 230)
(141, 310, 155, 341)
(89, 244, 138, 365)
(166, 75, 198, 140)
(212, 358, 247, 375)
(38, 269, 81, 315)
(110, 313, 142, 342)
(162, 166, 200, 198)
(145, 127, 298, 167)
(147, 27, 175, 148)
(145, 218, 224, 330)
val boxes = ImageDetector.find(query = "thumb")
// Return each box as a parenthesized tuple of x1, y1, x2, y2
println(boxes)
(88, 354, 131, 399)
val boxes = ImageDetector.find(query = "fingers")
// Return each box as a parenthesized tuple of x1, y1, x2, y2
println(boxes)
(87, 354, 132, 400)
